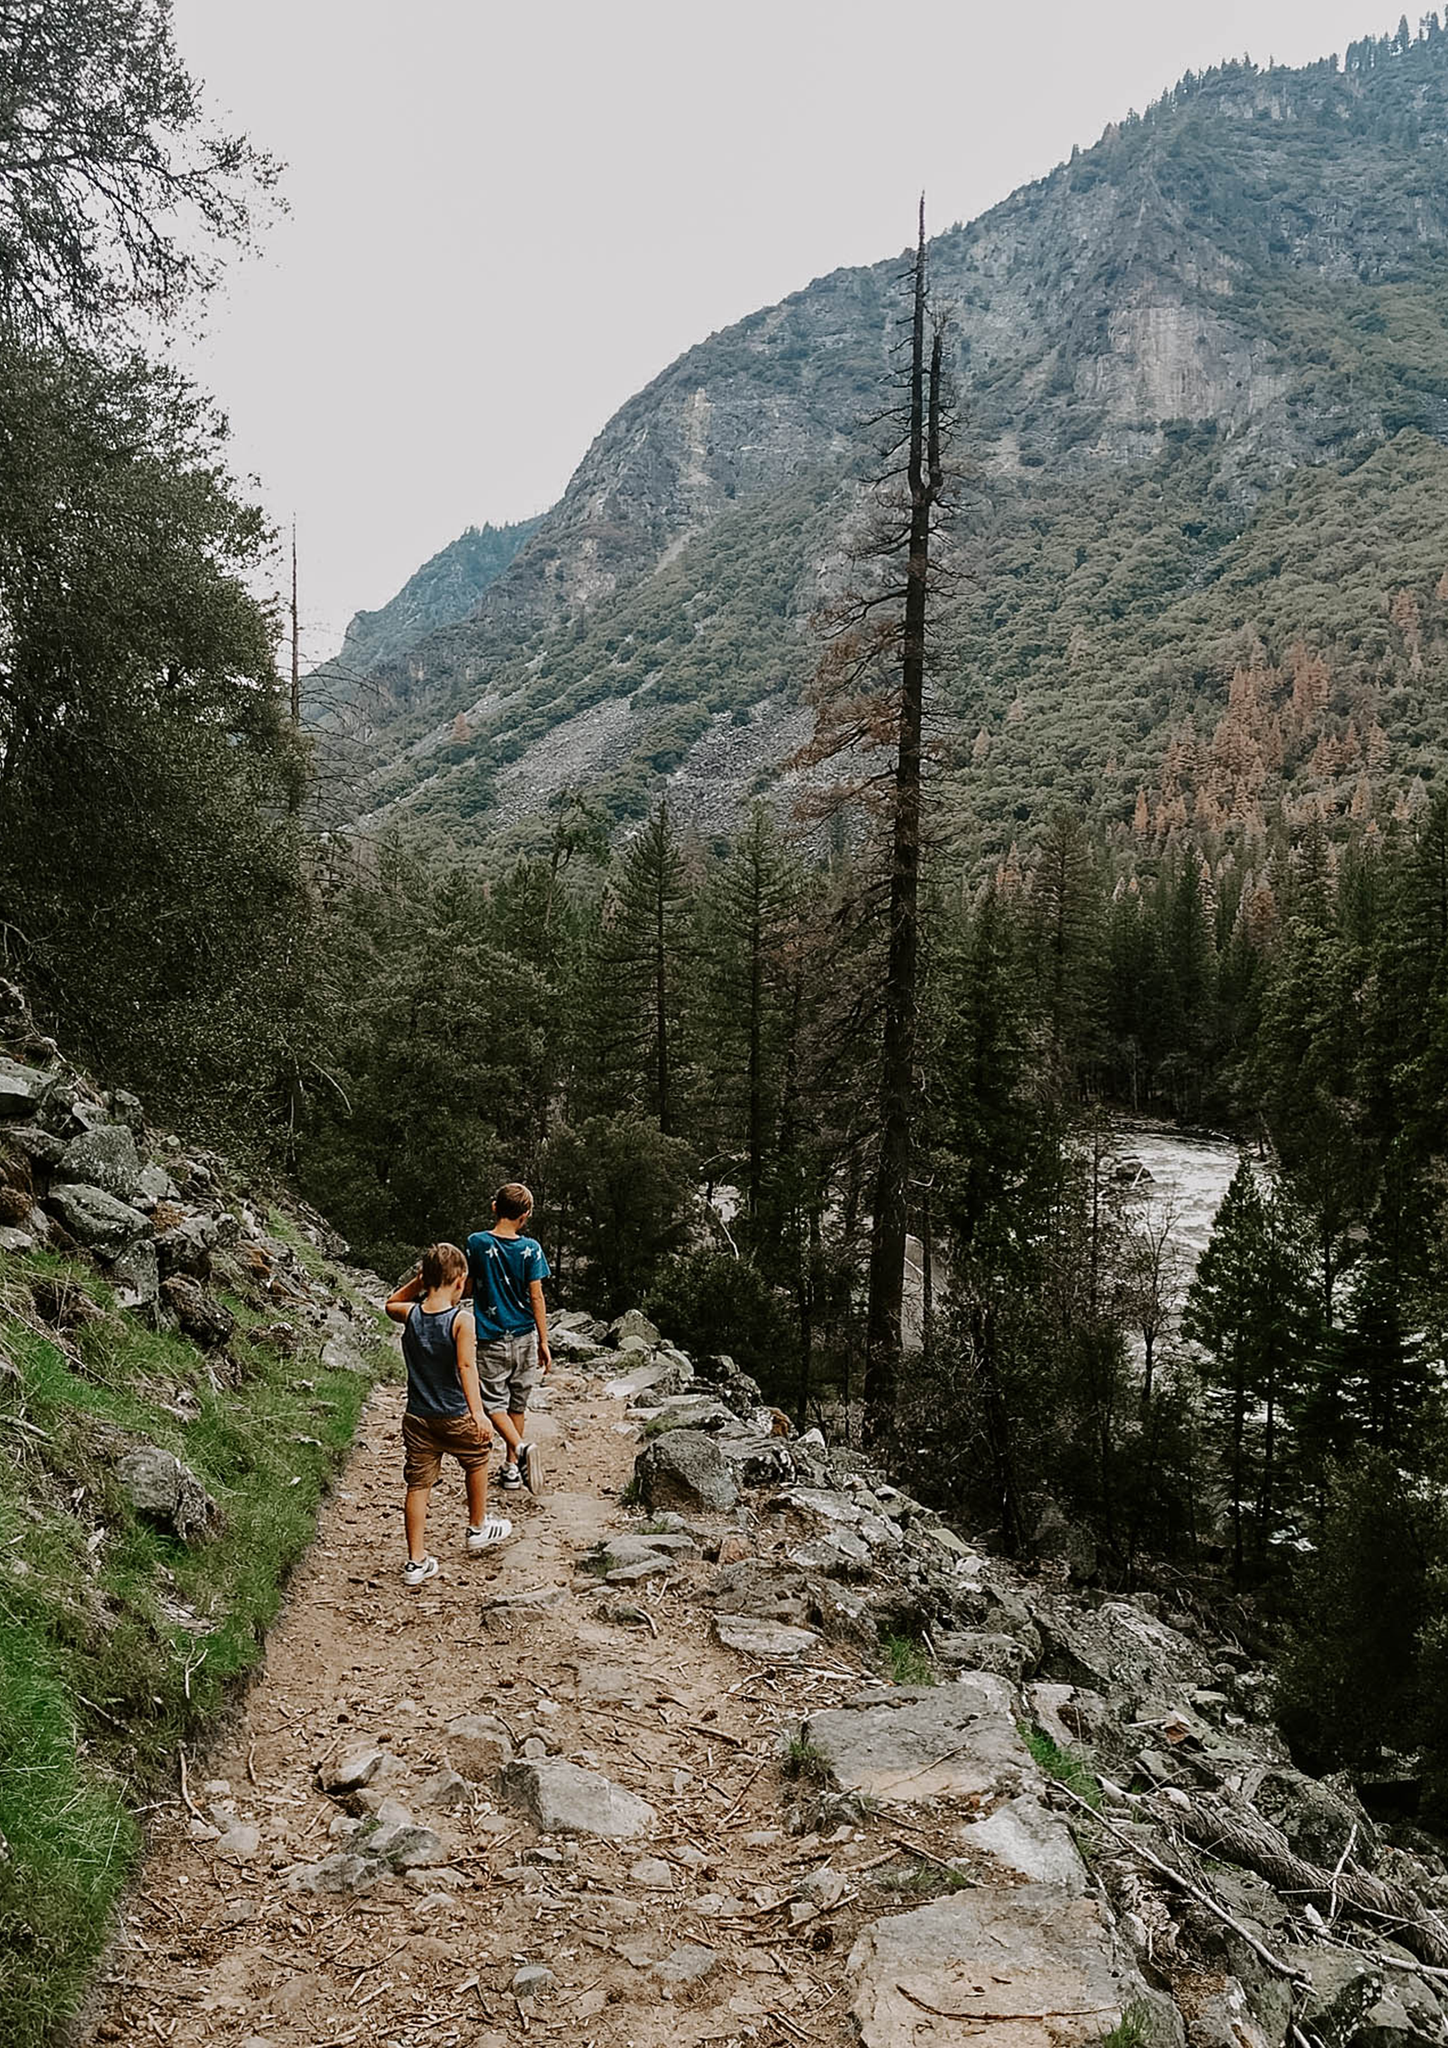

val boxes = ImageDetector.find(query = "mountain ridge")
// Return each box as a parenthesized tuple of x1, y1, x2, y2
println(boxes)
(314, 20, 1448, 854)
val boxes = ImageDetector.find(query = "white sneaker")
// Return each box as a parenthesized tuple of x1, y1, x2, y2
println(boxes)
(466, 1516, 513, 1553)
(402, 1554, 440, 1588)
(498, 1462, 523, 1489)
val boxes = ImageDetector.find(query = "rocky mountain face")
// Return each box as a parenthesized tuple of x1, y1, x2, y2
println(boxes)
(310, 517, 540, 717)
(318, 26, 1448, 853)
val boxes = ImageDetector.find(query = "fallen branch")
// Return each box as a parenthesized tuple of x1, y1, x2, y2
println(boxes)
(177, 1747, 206, 1825)
(1053, 1783, 1308, 1988)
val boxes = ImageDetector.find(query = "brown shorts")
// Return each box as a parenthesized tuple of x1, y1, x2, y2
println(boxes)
(402, 1410, 491, 1488)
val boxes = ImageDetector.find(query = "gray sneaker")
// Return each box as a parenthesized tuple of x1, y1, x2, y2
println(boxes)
(518, 1440, 543, 1495)
(498, 1461, 523, 1489)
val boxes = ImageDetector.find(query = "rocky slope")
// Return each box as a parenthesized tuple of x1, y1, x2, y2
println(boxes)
(319, 24, 1448, 856)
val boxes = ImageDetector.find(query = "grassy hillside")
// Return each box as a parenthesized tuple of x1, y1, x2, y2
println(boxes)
(0, 1033, 392, 2045)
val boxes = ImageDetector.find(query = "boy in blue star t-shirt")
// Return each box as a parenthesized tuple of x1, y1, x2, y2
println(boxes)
(465, 1181, 552, 1493)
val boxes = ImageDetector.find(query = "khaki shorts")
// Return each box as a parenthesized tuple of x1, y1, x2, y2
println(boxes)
(477, 1330, 541, 1416)
(402, 1410, 491, 1488)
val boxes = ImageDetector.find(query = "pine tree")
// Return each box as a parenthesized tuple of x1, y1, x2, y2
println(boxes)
(1182, 1161, 1314, 1579)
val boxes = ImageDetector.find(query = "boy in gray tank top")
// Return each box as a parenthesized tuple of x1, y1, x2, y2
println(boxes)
(385, 1241, 513, 1585)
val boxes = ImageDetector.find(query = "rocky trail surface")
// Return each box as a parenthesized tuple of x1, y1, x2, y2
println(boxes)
(82, 1311, 1448, 2048)
(80, 1323, 1153, 2048)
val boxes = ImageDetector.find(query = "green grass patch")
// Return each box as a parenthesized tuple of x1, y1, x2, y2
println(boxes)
(874, 1856, 972, 1898)
(882, 1633, 937, 1686)
(1096, 2003, 1156, 2048)
(781, 1730, 833, 1784)
(639, 1412, 685, 1439)
(0, 1239, 378, 2045)
(1020, 1723, 1101, 1808)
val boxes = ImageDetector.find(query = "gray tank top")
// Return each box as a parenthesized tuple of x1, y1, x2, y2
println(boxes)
(402, 1303, 468, 1418)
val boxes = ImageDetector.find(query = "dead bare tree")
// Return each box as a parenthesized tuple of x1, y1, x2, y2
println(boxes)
(795, 198, 956, 1443)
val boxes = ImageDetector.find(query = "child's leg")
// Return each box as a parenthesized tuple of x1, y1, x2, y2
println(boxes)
(479, 1340, 522, 1461)
(489, 1408, 524, 1458)
(401, 1415, 442, 1562)
(404, 1482, 433, 1563)
(464, 1460, 490, 1527)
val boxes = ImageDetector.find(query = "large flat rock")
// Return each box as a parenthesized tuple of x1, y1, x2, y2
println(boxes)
(847, 1886, 1170, 2048)
(805, 1674, 1031, 1804)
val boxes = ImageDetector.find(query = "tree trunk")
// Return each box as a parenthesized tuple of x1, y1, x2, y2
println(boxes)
(864, 200, 942, 1445)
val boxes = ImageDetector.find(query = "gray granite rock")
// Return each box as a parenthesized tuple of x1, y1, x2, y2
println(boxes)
(47, 1181, 150, 1258)
(959, 1794, 1088, 1893)
(502, 1759, 655, 1838)
(636, 1430, 738, 1514)
(847, 1887, 1177, 2048)
(714, 1613, 820, 1659)
(116, 1445, 217, 1542)
(805, 1673, 1031, 1804)
(54, 1124, 142, 1201)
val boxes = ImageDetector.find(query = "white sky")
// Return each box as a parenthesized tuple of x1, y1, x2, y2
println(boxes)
(171, 0, 1394, 665)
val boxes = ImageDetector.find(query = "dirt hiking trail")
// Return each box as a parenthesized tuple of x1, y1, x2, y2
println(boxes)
(82, 1360, 877, 2048)
(83, 1348, 1142, 2048)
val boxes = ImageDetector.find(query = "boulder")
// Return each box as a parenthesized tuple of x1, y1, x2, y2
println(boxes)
(285, 1852, 386, 1895)
(161, 1275, 236, 1350)
(636, 1430, 738, 1513)
(110, 1238, 160, 1309)
(321, 1749, 387, 1794)
(154, 1210, 216, 1280)
(935, 1631, 1035, 1683)
(1288, 1947, 1386, 2048)
(365, 1817, 449, 1868)
(116, 1445, 218, 1543)
(714, 1431, 794, 1488)
(609, 1310, 661, 1347)
(611, 1358, 694, 1401)
(653, 1944, 720, 1988)
(1032, 1595, 1210, 1710)
(847, 1887, 1180, 2048)
(54, 1125, 142, 1202)
(3, 1126, 64, 1170)
(0, 1057, 48, 1119)
(501, 1759, 655, 1838)
(804, 1673, 1031, 1805)
(959, 1794, 1088, 1893)
(46, 1182, 150, 1260)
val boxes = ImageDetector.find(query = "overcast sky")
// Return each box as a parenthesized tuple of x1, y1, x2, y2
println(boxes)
(171, 0, 1393, 665)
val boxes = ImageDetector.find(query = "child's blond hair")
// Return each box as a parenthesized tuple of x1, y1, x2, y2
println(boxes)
(420, 1241, 467, 1289)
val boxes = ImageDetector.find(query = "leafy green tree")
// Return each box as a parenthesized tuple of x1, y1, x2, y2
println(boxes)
(539, 1114, 697, 1316)
(0, 347, 307, 1134)
(1278, 1450, 1444, 1774)
(0, 0, 278, 338)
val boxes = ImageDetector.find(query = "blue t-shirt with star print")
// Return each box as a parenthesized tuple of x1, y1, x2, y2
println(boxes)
(465, 1229, 550, 1341)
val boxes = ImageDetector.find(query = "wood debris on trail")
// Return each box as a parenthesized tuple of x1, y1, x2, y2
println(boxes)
(83, 1350, 902, 2048)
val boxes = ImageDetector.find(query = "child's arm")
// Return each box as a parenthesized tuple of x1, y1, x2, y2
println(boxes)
(453, 1313, 489, 1431)
(384, 1269, 423, 1324)
(528, 1278, 552, 1373)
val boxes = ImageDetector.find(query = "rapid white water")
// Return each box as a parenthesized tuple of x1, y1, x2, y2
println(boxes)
(1113, 1123, 1246, 1277)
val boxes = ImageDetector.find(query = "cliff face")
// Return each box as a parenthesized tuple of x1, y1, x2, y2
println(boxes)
(318, 28, 1448, 849)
